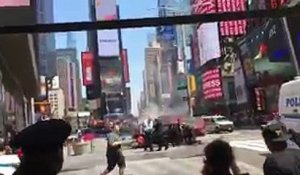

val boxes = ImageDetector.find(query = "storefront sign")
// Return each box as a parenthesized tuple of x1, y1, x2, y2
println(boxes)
(202, 68, 223, 100)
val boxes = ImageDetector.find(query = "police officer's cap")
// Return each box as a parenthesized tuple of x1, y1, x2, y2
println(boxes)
(262, 122, 291, 142)
(10, 119, 71, 153)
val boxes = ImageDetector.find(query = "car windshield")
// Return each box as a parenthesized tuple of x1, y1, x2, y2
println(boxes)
(2, 1, 300, 175)
(215, 117, 229, 122)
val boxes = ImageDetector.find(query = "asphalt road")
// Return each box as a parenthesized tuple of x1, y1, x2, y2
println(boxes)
(60, 129, 266, 175)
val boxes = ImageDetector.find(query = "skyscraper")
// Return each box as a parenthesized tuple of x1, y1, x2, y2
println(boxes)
(56, 49, 80, 112)
(66, 32, 82, 111)
(36, 0, 56, 77)
(67, 32, 77, 49)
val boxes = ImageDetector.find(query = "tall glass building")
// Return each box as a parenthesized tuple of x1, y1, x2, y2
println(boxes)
(36, 0, 56, 77)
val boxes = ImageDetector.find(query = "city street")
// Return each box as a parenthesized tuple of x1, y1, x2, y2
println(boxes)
(60, 129, 267, 175)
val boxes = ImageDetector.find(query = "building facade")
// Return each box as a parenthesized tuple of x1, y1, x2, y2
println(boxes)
(145, 46, 161, 106)
(0, 3, 39, 132)
(36, 0, 56, 77)
(48, 88, 65, 119)
(56, 49, 81, 113)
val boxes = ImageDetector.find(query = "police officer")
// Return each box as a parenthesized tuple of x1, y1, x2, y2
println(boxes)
(10, 119, 71, 175)
(101, 123, 126, 175)
(153, 119, 168, 151)
(262, 122, 300, 175)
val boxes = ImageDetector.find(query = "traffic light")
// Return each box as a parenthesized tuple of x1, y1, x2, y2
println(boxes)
(34, 101, 50, 115)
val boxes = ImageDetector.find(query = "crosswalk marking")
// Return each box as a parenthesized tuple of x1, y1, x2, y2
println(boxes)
(230, 139, 269, 152)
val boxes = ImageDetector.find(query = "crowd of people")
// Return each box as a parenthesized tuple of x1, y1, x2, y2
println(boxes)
(140, 117, 195, 152)
(3, 117, 300, 175)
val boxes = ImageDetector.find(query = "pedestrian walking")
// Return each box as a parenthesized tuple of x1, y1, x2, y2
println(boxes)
(10, 119, 71, 175)
(100, 123, 126, 175)
(262, 122, 300, 175)
(201, 139, 241, 175)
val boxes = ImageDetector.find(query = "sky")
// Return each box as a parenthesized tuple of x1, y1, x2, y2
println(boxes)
(53, 0, 158, 115)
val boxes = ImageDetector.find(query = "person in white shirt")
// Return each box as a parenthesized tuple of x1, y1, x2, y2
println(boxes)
(143, 118, 154, 151)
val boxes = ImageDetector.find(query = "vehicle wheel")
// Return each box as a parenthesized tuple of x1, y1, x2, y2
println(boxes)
(228, 128, 234, 132)
(215, 127, 220, 133)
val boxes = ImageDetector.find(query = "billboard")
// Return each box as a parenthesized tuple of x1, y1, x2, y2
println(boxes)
(95, 0, 117, 20)
(81, 52, 94, 86)
(121, 49, 130, 83)
(0, 0, 30, 7)
(99, 58, 122, 93)
(197, 23, 221, 66)
(191, 35, 201, 69)
(95, 0, 119, 57)
(97, 30, 119, 57)
(221, 39, 237, 77)
(234, 58, 248, 104)
(202, 68, 223, 100)
(264, 18, 291, 62)
(217, 0, 247, 36)
(192, 0, 217, 14)
(157, 25, 176, 43)
(265, 0, 288, 9)
(125, 87, 131, 111)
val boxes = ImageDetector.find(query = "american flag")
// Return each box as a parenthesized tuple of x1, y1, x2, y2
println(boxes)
(217, 0, 247, 36)
(192, 0, 217, 14)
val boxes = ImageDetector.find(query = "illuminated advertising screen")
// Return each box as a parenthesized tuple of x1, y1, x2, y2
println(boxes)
(81, 52, 94, 86)
(197, 22, 221, 66)
(0, 0, 30, 7)
(99, 58, 122, 93)
(192, 0, 217, 14)
(202, 68, 223, 100)
(217, 0, 247, 36)
(97, 30, 119, 57)
(265, 0, 288, 9)
(95, 0, 119, 57)
(95, 0, 117, 20)
(121, 49, 130, 83)
(264, 18, 291, 62)
(234, 58, 248, 104)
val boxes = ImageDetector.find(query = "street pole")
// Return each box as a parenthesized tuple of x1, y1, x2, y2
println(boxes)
(179, 15, 192, 117)
(282, 17, 300, 76)
(76, 112, 80, 129)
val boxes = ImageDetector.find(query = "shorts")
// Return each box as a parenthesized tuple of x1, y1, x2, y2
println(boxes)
(106, 153, 126, 171)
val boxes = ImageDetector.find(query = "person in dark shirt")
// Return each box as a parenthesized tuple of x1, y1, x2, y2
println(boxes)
(262, 122, 300, 175)
(10, 119, 71, 175)
(101, 123, 126, 175)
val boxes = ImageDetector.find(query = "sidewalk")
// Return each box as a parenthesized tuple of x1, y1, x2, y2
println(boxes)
(62, 138, 107, 171)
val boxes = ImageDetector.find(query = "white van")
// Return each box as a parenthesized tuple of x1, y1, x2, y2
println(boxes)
(278, 76, 300, 132)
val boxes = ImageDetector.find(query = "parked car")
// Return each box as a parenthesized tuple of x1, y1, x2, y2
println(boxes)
(202, 115, 234, 133)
